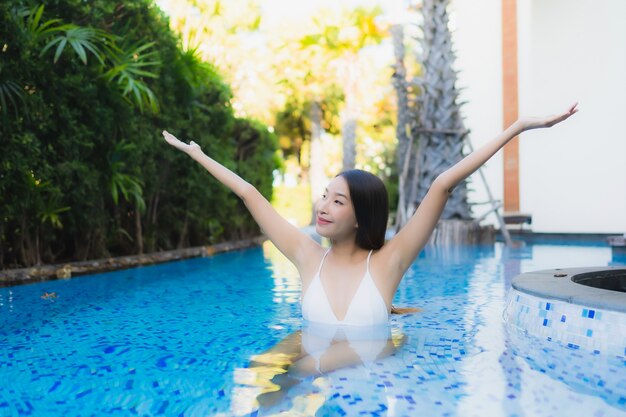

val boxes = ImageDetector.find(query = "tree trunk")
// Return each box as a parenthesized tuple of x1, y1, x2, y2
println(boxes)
(177, 214, 188, 249)
(135, 209, 143, 255)
(309, 100, 326, 213)
(35, 227, 41, 266)
(20, 217, 36, 267)
(342, 57, 359, 171)
(390, 24, 416, 229)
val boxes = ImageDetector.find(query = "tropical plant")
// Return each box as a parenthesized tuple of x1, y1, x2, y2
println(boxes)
(108, 141, 146, 211)
(0, 0, 279, 268)
(40, 24, 109, 64)
(0, 77, 26, 120)
(300, 6, 387, 171)
(103, 41, 161, 112)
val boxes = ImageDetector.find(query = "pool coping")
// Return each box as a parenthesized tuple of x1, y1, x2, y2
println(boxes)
(0, 236, 267, 288)
(511, 266, 626, 313)
(497, 231, 623, 244)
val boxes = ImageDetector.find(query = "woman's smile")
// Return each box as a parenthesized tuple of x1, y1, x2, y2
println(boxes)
(317, 216, 332, 226)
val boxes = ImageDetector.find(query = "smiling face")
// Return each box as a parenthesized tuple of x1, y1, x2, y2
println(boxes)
(315, 176, 358, 242)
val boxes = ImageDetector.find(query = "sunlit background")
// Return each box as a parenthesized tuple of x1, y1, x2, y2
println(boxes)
(156, 0, 626, 233)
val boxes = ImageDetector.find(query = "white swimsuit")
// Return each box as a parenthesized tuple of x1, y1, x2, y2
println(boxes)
(301, 249, 389, 326)
(300, 321, 392, 373)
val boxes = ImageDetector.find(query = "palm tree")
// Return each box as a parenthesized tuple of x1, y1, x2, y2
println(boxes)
(396, 0, 472, 230)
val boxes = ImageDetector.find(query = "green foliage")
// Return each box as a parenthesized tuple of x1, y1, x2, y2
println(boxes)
(274, 85, 343, 160)
(227, 118, 282, 238)
(103, 41, 161, 112)
(0, 78, 26, 119)
(40, 24, 109, 64)
(0, 0, 279, 268)
(108, 141, 146, 212)
(13, 4, 62, 42)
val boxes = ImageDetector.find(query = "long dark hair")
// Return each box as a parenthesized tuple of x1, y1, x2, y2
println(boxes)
(337, 169, 389, 250)
(337, 170, 420, 316)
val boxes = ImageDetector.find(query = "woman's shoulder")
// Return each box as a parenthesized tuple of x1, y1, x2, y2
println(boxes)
(297, 243, 328, 283)
(369, 244, 407, 288)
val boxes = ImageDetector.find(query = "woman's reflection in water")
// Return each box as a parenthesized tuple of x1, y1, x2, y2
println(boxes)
(247, 322, 406, 414)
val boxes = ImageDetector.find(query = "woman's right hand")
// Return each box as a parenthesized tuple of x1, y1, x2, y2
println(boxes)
(162, 130, 201, 155)
(516, 102, 578, 132)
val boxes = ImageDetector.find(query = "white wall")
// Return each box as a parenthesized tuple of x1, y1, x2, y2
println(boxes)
(452, 0, 626, 233)
(450, 0, 504, 228)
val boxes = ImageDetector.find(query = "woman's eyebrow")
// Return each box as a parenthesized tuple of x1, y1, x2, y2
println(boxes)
(325, 188, 348, 199)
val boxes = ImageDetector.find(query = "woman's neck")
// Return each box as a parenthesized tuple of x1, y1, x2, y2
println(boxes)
(329, 239, 368, 262)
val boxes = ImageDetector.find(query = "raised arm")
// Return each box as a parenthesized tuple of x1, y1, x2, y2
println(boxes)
(162, 131, 319, 267)
(384, 103, 579, 273)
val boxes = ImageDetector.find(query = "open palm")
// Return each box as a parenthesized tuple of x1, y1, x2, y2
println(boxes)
(162, 130, 201, 154)
(519, 102, 578, 131)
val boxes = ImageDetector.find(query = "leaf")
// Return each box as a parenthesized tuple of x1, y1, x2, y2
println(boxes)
(103, 41, 161, 113)
(115, 227, 133, 242)
(250, 15, 261, 31)
(53, 38, 67, 63)
(39, 206, 70, 229)
(111, 179, 119, 205)
(41, 24, 107, 65)
(108, 142, 146, 212)
(29, 4, 45, 33)
(212, 1, 223, 16)
(40, 36, 62, 56)
(36, 18, 64, 39)
(17, 5, 64, 42)
(69, 38, 87, 64)
(0, 80, 26, 119)
(299, 34, 321, 48)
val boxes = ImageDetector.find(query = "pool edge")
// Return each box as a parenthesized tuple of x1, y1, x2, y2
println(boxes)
(511, 266, 626, 313)
(0, 236, 267, 288)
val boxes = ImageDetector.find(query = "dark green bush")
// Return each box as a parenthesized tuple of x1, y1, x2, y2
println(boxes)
(0, 0, 279, 268)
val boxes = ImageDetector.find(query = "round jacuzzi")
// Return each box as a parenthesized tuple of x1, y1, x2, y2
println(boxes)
(505, 266, 626, 355)
(571, 269, 626, 293)
(504, 267, 626, 410)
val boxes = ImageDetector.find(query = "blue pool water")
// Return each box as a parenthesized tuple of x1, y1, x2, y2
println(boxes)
(1, 241, 625, 417)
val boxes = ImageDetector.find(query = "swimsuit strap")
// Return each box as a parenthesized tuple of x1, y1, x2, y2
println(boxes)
(315, 249, 331, 278)
(366, 250, 373, 275)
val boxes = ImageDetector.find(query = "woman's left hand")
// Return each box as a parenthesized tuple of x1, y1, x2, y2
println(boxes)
(517, 102, 578, 132)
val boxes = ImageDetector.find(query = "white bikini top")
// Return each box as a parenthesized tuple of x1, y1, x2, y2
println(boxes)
(301, 249, 390, 326)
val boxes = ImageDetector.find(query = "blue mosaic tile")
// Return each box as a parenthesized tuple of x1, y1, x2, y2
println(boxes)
(0, 245, 624, 417)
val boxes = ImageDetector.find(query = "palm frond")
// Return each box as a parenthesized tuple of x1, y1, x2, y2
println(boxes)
(41, 24, 108, 65)
(38, 206, 70, 229)
(108, 141, 146, 211)
(103, 41, 161, 112)
(0, 79, 26, 119)
(13, 5, 64, 42)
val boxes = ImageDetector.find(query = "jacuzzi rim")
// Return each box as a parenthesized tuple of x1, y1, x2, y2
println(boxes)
(511, 266, 626, 313)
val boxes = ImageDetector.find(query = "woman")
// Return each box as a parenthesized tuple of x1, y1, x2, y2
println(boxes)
(163, 103, 578, 327)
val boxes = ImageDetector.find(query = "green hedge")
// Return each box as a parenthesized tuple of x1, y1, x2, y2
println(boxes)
(0, 0, 280, 268)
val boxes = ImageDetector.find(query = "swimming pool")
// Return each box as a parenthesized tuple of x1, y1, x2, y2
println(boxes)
(1, 241, 625, 416)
